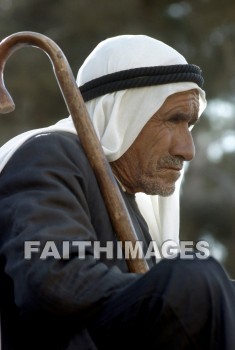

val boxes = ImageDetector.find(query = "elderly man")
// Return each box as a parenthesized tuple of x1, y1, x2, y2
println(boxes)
(0, 35, 234, 350)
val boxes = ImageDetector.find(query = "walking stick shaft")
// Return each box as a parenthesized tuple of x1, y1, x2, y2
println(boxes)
(0, 31, 149, 273)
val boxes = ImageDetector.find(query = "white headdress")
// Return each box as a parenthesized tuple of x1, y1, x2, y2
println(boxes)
(0, 35, 207, 248)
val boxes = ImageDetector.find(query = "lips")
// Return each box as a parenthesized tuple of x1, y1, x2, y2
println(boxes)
(164, 166, 183, 171)
(168, 167, 183, 171)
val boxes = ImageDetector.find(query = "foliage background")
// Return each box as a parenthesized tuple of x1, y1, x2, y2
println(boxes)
(0, 0, 234, 277)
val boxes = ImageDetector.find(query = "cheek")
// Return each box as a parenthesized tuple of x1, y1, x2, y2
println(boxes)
(147, 131, 172, 160)
(131, 124, 172, 168)
(137, 143, 162, 172)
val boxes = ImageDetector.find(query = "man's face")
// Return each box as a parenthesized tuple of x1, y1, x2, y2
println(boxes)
(111, 89, 200, 196)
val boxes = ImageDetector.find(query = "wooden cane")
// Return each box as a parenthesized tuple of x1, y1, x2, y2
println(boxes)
(0, 31, 149, 273)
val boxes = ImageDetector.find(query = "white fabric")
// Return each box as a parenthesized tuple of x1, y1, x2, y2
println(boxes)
(0, 34, 207, 249)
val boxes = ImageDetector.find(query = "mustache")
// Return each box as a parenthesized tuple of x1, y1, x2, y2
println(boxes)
(158, 155, 184, 169)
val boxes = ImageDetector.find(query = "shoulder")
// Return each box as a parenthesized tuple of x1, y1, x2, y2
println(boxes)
(21, 131, 86, 161)
(4, 131, 91, 173)
(0, 131, 99, 195)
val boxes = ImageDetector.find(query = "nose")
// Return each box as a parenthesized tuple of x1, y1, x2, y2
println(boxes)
(171, 128, 195, 161)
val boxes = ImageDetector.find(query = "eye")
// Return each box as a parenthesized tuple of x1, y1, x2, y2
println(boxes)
(169, 114, 198, 130)
(169, 115, 183, 124)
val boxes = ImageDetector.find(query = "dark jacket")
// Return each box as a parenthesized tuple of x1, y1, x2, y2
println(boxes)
(0, 131, 154, 349)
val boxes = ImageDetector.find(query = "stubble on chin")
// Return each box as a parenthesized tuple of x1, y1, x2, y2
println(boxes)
(137, 173, 176, 196)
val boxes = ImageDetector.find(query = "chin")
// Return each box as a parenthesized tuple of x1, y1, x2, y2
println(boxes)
(158, 187, 176, 197)
(142, 182, 176, 196)
(138, 174, 178, 196)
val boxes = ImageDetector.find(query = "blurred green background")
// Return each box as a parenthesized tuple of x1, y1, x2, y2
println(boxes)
(0, 0, 234, 277)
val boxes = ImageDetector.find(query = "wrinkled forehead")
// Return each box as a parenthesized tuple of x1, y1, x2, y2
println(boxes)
(154, 89, 200, 121)
(163, 88, 200, 109)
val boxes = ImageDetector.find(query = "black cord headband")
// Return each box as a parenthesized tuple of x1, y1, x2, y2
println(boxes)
(79, 64, 204, 102)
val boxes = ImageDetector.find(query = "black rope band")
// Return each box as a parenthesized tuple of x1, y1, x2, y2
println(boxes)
(79, 64, 204, 102)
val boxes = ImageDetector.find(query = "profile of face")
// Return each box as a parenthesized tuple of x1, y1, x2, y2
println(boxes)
(111, 89, 200, 196)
